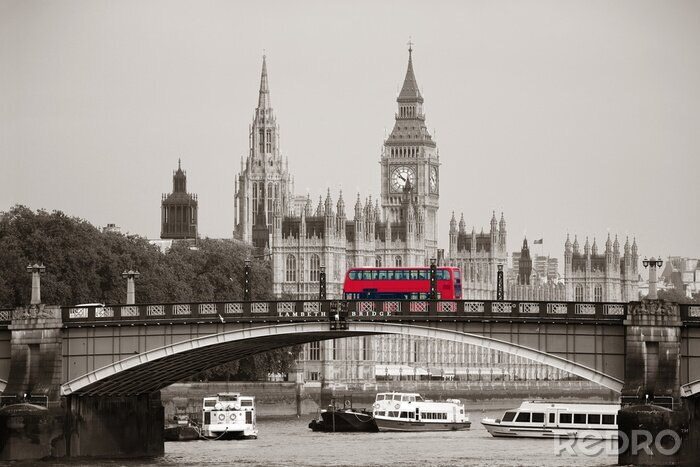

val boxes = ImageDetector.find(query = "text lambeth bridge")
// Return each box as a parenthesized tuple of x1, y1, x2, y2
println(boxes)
(0, 297, 699, 463)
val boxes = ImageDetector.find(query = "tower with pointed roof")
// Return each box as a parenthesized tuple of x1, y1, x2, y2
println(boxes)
(234, 55, 294, 245)
(380, 44, 440, 260)
(518, 238, 533, 285)
(161, 160, 198, 241)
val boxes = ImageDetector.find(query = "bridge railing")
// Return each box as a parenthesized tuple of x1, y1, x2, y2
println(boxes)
(680, 304, 700, 323)
(0, 308, 12, 325)
(60, 299, 628, 326)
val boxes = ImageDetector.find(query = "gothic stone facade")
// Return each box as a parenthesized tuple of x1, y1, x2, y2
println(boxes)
(232, 50, 522, 384)
(564, 234, 639, 302)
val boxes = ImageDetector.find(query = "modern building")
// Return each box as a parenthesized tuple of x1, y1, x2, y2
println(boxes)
(533, 255, 559, 283)
(660, 257, 700, 298)
(564, 234, 638, 302)
(161, 160, 198, 242)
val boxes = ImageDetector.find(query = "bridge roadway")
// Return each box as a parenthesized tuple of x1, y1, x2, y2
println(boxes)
(0, 298, 693, 397)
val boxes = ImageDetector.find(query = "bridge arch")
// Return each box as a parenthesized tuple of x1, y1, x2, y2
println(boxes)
(62, 322, 623, 396)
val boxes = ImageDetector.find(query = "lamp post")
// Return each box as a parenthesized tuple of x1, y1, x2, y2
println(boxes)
(244, 259, 252, 302)
(26, 263, 46, 305)
(642, 257, 663, 300)
(121, 270, 140, 304)
(319, 265, 326, 300)
(496, 264, 504, 301)
(429, 258, 437, 300)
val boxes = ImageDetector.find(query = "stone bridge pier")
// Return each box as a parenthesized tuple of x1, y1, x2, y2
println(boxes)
(0, 305, 163, 460)
(618, 299, 692, 466)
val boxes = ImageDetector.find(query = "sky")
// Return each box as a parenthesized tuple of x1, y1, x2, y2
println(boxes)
(2, 0, 699, 277)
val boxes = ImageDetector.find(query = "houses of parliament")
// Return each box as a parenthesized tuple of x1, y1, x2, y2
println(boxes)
(161, 47, 639, 385)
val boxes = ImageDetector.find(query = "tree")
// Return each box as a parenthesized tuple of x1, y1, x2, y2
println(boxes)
(656, 288, 699, 304)
(0, 205, 301, 380)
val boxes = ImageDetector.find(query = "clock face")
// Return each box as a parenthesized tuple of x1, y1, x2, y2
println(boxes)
(429, 166, 438, 193)
(391, 166, 415, 192)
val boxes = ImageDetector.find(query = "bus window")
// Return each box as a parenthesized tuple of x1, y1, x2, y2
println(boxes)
(378, 270, 387, 280)
(454, 270, 460, 279)
(348, 271, 357, 280)
(418, 270, 428, 280)
(410, 270, 419, 280)
(387, 270, 394, 280)
(362, 270, 372, 280)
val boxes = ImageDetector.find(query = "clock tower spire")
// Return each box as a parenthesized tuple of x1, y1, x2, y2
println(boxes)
(380, 43, 440, 260)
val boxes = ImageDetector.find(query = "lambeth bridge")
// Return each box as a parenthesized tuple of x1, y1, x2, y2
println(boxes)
(0, 297, 699, 462)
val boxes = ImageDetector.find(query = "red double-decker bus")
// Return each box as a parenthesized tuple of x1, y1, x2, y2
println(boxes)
(343, 267, 462, 300)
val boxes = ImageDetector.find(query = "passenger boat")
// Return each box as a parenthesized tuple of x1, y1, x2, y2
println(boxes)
(201, 393, 258, 440)
(308, 397, 378, 432)
(372, 392, 470, 432)
(481, 400, 620, 439)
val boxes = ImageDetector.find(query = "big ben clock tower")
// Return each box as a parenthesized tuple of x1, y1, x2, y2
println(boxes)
(381, 44, 439, 259)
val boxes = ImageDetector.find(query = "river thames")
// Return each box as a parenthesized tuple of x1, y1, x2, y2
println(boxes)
(5, 406, 618, 467)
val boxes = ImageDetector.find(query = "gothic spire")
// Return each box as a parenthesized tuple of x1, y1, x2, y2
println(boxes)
(398, 42, 423, 103)
(258, 55, 271, 110)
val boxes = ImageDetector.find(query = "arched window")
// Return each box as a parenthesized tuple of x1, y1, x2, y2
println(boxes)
(286, 255, 297, 282)
(575, 284, 584, 301)
(375, 255, 382, 267)
(252, 182, 258, 223)
(394, 256, 402, 267)
(309, 254, 320, 282)
(267, 183, 273, 220)
(594, 285, 603, 302)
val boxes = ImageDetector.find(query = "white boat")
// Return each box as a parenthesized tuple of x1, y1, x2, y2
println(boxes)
(201, 393, 258, 440)
(372, 392, 470, 432)
(481, 400, 620, 439)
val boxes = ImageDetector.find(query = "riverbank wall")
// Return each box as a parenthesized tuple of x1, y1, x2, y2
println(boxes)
(161, 380, 615, 422)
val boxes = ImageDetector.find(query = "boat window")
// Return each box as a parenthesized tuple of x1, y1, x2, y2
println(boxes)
(376, 411, 385, 416)
(388, 411, 399, 417)
(560, 413, 572, 424)
(502, 411, 516, 422)
(515, 412, 531, 423)
(602, 414, 615, 425)
(548, 413, 555, 423)
(588, 414, 601, 424)
(376, 394, 385, 401)
(573, 414, 586, 424)
(393, 394, 402, 401)
(241, 400, 253, 407)
(204, 400, 216, 407)
(401, 395, 409, 401)
(531, 413, 544, 423)
(400, 411, 410, 419)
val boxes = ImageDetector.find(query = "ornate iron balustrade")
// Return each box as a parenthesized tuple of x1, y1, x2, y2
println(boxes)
(59, 300, 636, 325)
